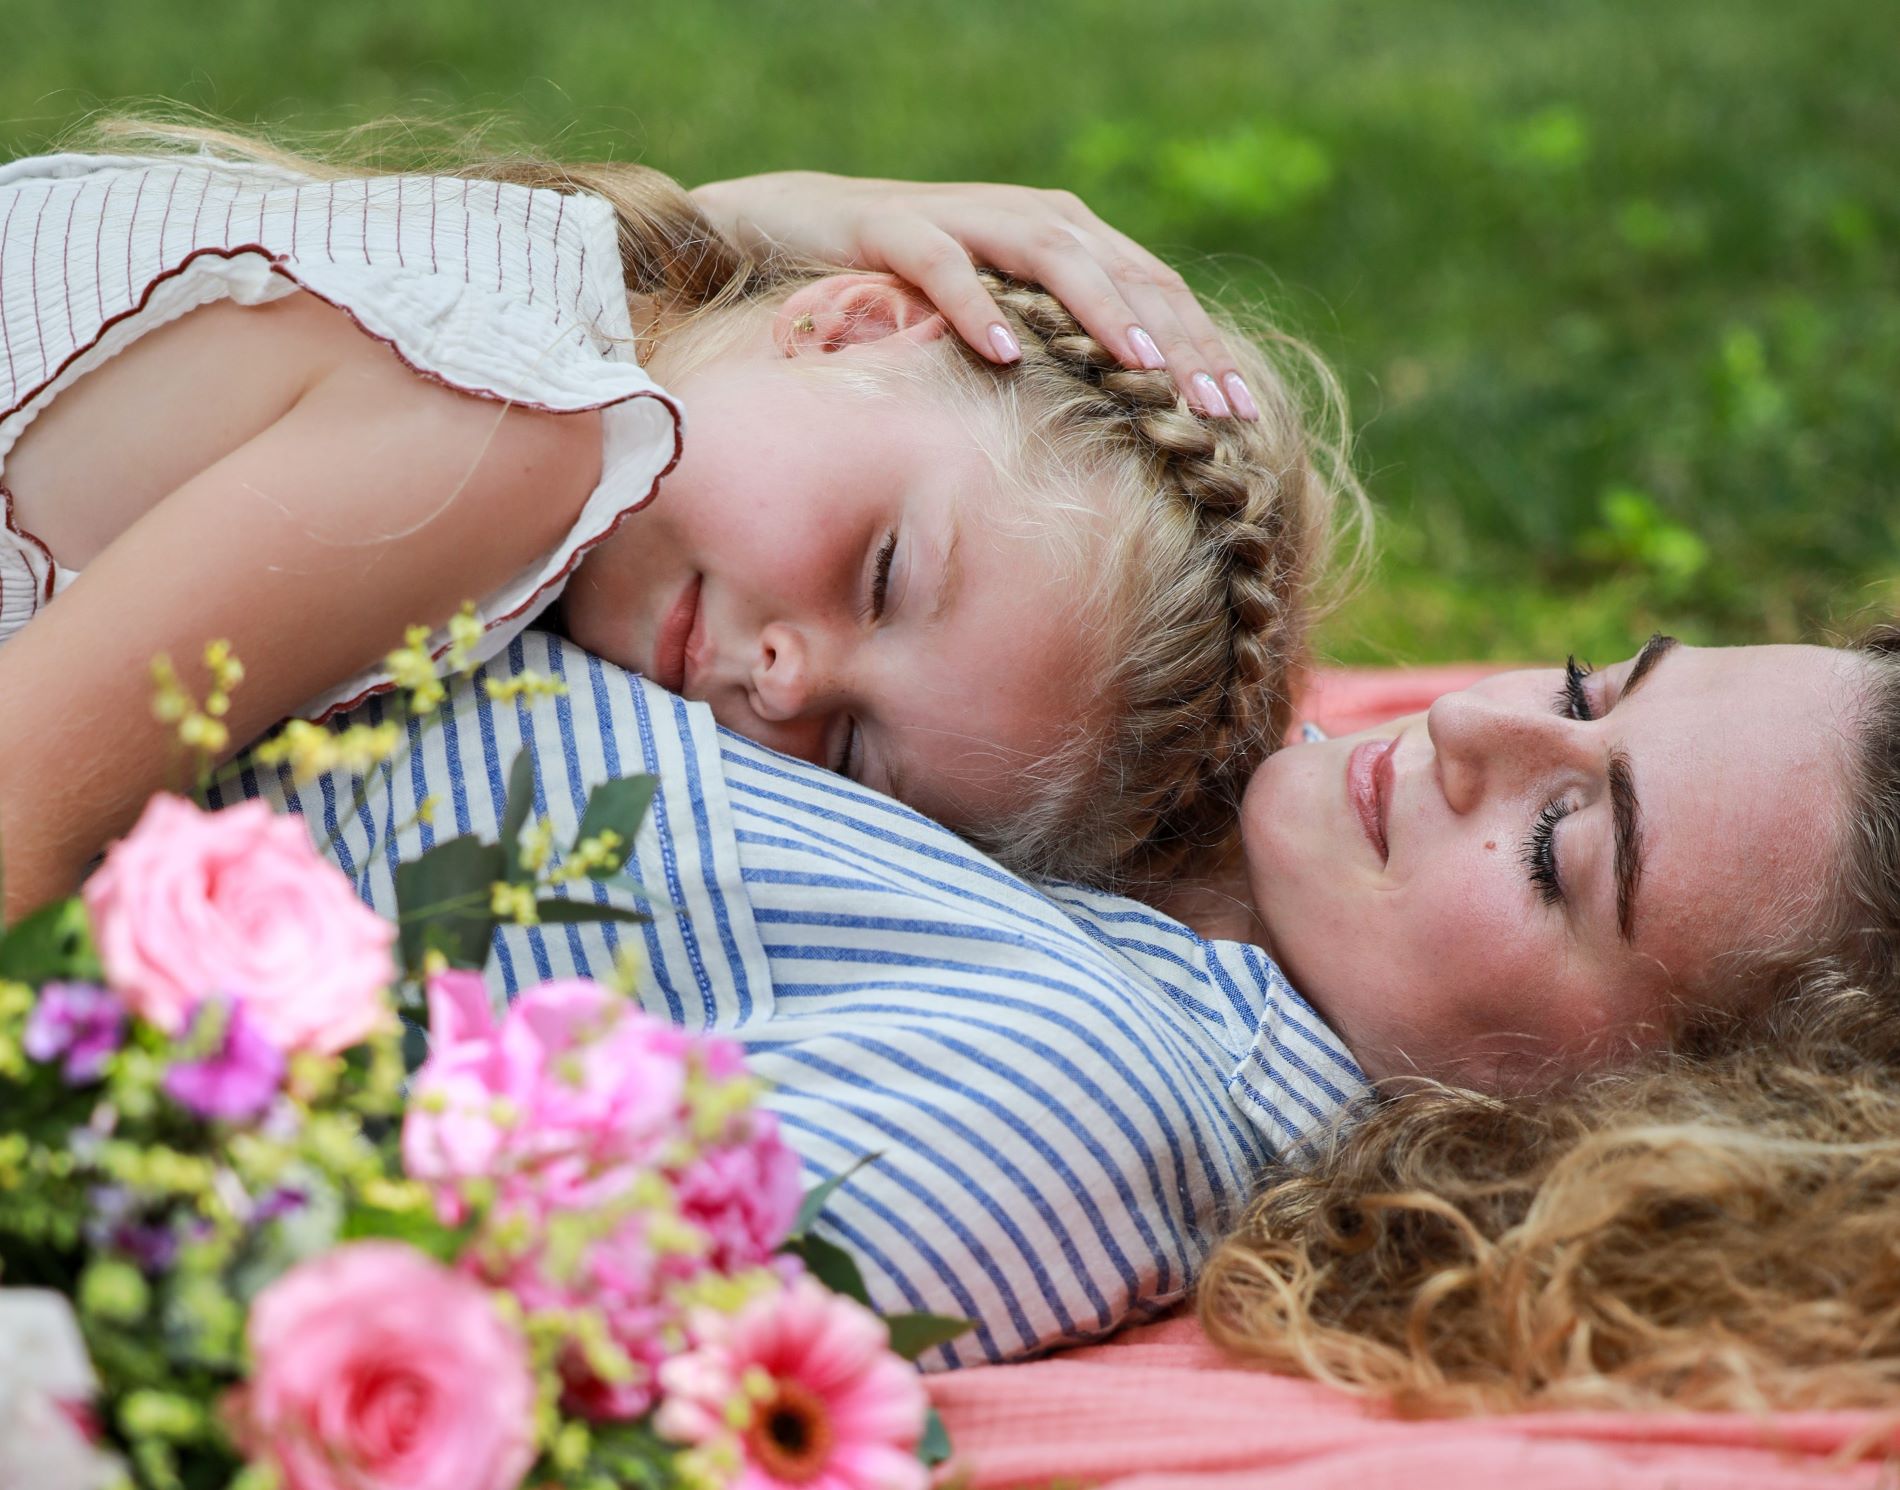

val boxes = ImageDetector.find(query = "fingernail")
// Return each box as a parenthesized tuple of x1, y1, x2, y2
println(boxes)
(1222, 371, 1260, 421)
(1191, 372, 1233, 418)
(987, 322, 1022, 363)
(1128, 326, 1165, 369)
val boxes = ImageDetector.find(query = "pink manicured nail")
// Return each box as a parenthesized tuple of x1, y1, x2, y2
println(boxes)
(1191, 372, 1233, 418)
(988, 323, 1022, 362)
(1222, 372, 1260, 421)
(1128, 326, 1165, 369)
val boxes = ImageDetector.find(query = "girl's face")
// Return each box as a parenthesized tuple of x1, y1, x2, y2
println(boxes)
(1243, 640, 1868, 1087)
(561, 277, 1101, 834)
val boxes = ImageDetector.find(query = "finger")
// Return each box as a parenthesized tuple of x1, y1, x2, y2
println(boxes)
(862, 216, 1021, 363)
(953, 213, 1156, 370)
(1096, 228, 1252, 418)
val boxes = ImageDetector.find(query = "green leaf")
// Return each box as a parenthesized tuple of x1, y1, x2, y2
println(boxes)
(785, 1233, 871, 1308)
(337, 1203, 469, 1263)
(884, 1311, 974, 1361)
(576, 774, 658, 858)
(790, 1152, 882, 1240)
(532, 899, 652, 926)
(499, 748, 538, 885)
(0, 898, 103, 985)
(395, 834, 505, 971)
(918, 1407, 953, 1468)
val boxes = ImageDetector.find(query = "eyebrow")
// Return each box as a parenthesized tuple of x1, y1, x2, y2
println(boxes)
(1605, 633, 1676, 941)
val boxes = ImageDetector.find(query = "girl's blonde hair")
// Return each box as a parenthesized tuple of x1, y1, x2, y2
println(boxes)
(93, 115, 1365, 887)
(1199, 632, 1900, 1415)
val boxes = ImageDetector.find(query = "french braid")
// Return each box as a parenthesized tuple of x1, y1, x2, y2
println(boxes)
(953, 275, 1360, 888)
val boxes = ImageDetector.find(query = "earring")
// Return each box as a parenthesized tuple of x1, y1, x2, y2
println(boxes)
(792, 314, 816, 334)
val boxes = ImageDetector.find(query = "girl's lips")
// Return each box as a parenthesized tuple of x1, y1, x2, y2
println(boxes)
(652, 574, 702, 694)
(1347, 736, 1400, 864)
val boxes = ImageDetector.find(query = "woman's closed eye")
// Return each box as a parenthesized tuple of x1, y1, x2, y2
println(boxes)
(1521, 654, 1597, 905)
(1555, 655, 1597, 721)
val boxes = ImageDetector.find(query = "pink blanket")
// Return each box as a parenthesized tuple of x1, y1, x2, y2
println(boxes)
(928, 1315, 1900, 1488)
(933, 664, 1900, 1486)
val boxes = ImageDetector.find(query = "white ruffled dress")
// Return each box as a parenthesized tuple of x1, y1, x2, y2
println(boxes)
(0, 151, 682, 719)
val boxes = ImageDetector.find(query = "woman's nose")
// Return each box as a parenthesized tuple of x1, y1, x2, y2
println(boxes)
(1426, 686, 1594, 814)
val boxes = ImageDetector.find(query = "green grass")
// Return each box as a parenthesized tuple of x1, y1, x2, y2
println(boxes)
(3, 0, 1894, 664)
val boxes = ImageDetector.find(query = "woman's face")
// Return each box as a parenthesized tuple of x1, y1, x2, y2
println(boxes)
(1243, 640, 1868, 1086)
(562, 276, 1102, 835)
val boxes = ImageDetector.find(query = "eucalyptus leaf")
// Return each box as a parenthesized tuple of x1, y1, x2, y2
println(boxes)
(918, 1407, 953, 1467)
(576, 774, 658, 860)
(532, 899, 651, 926)
(883, 1311, 974, 1361)
(395, 834, 505, 971)
(499, 748, 538, 885)
(790, 1152, 882, 1240)
(0, 897, 103, 985)
(785, 1233, 871, 1308)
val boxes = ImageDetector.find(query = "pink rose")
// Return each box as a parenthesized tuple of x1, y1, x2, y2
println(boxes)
(237, 1242, 535, 1490)
(84, 795, 394, 1055)
(675, 1110, 804, 1273)
(404, 975, 685, 1203)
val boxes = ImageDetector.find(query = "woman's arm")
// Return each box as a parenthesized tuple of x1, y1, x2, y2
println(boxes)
(690, 172, 1252, 418)
(0, 338, 599, 921)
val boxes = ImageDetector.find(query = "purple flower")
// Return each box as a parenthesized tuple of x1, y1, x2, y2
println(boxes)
(161, 998, 286, 1123)
(22, 983, 125, 1084)
(84, 1186, 180, 1273)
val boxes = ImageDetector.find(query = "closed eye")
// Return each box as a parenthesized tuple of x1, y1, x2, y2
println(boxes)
(870, 529, 897, 620)
(1555, 656, 1597, 721)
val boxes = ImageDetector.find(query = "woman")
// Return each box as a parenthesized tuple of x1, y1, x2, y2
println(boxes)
(1195, 628, 1900, 1412)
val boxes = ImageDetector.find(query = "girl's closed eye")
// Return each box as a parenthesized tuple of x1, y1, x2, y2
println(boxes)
(833, 528, 900, 780)
(1555, 656, 1597, 721)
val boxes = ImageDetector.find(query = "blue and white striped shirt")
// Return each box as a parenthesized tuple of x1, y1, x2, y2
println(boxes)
(210, 631, 1363, 1365)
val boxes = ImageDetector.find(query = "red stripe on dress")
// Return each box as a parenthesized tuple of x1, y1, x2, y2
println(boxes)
(392, 177, 406, 270)
(494, 181, 505, 293)
(1, 188, 22, 399)
(27, 185, 50, 383)
(460, 178, 471, 282)
(325, 181, 335, 262)
(290, 182, 301, 256)
(125, 169, 149, 304)
(523, 187, 535, 306)
(156, 167, 182, 263)
(94, 175, 111, 323)
(59, 181, 82, 350)
(550, 193, 565, 313)
(428, 176, 438, 273)
(222, 174, 237, 242)
(362, 179, 372, 266)
(576, 225, 587, 317)
(188, 169, 211, 248)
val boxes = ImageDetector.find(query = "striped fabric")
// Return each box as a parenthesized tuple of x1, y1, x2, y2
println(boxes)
(0, 151, 680, 717)
(208, 633, 1363, 1367)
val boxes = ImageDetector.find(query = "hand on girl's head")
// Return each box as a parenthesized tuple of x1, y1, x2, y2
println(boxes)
(691, 173, 1258, 419)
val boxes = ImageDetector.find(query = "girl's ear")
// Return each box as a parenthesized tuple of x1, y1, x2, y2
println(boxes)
(777, 273, 949, 356)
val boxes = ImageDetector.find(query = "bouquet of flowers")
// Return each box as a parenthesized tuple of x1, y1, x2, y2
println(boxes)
(0, 638, 962, 1490)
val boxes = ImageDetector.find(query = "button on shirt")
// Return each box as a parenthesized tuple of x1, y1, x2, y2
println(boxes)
(209, 631, 1364, 1367)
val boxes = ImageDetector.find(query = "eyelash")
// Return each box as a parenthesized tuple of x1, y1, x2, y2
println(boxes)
(1522, 799, 1575, 905)
(1522, 657, 1596, 904)
(834, 529, 900, 778)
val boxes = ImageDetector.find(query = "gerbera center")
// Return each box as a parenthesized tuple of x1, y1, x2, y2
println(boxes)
(751, 1378, 833, 1483)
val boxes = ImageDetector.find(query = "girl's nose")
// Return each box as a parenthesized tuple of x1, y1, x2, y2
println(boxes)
(751, 622, 831, 722)
(1427, 686, 1595, 814)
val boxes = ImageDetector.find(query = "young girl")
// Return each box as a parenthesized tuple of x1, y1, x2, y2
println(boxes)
(0, 123, 1360, 920)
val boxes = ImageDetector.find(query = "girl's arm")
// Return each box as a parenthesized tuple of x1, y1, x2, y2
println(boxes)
(690, 172, 1247, 416)
(0, 336, 600, 921)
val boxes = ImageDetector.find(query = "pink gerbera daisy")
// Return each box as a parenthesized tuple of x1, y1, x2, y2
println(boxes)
(657, 1276, 927, 1490)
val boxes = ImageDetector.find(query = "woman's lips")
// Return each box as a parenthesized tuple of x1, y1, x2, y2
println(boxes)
(1347, 736, 1400, 864)
(652, 574, 702, 694)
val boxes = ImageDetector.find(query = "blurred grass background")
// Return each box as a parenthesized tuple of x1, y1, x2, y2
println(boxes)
(2, 0, 1893, 664)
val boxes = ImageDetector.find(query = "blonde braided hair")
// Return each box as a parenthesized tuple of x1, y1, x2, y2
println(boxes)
(947, 276, 1362, 887)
